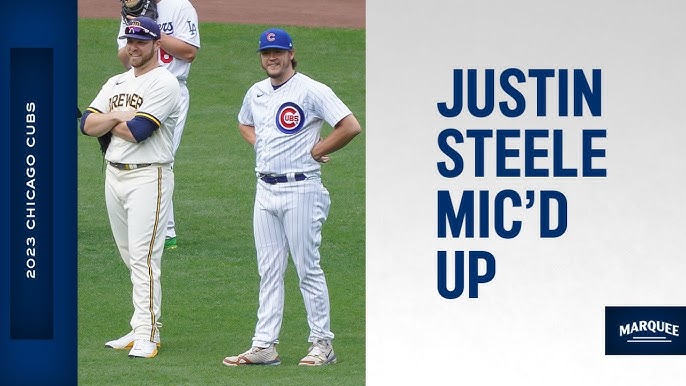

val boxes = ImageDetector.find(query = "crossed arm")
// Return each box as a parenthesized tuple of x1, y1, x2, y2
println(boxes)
(81, 110, 137, 142)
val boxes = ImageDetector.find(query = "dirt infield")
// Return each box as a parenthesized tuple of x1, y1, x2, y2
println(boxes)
(78, 0, 365, 29)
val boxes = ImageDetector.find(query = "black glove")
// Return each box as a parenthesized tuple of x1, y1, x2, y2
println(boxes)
(98, 132, 113, 155)
(121, 0, 158, 22)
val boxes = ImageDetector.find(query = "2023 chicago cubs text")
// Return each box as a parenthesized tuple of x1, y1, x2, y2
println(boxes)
(24, 102, 39, 280)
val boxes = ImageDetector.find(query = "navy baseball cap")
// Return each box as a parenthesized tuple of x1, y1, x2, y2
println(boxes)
(118, 16, 160, 41)
(258, 28, 293, 51)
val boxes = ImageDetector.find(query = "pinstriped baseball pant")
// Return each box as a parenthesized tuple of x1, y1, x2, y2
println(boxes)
(251, 177, 335, 347)
(105, 164, 173, 342)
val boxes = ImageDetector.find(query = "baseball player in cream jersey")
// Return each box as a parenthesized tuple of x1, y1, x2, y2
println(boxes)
(81, 17, 181, 359)
(118, 0, 200, 249)
(223, 28, 362, 367)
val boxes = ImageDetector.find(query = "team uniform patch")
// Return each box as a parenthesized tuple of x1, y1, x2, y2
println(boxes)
(275, 102, 305, 134)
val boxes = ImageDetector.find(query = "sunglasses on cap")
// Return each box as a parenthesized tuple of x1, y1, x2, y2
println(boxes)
(119, 24, 160, 41)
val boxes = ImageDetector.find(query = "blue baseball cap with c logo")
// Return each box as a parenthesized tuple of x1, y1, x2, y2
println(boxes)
(258, 28, 293, 52)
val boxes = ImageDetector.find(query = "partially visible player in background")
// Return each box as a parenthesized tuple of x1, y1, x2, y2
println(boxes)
(118, 0, 200, 250)
(222, 28, 362, 367)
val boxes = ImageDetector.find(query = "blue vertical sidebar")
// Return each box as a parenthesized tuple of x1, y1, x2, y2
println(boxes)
(0, 1, 77, 385)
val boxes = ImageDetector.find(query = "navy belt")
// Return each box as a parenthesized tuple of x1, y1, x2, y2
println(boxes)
(259, 173, 307, 184)
(109, 162, 152, 171)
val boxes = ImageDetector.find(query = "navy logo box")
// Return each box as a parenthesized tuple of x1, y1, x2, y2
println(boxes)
(605, 306, 686, 355)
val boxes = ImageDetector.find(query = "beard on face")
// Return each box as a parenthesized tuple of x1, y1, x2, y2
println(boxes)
(129, 43, 156, 68)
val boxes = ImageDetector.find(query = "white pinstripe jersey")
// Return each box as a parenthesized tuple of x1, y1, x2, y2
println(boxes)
(117, 0, 201, 81)
(87, 66, 181, 164)
(238, 72, 352, 175)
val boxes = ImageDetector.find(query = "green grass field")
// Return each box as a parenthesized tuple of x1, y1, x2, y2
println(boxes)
(78, 18, 365, 385)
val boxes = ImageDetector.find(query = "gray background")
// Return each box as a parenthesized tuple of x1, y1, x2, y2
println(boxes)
(367, 0, 686, 384)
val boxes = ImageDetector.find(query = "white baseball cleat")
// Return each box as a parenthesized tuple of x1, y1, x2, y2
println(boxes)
(128, 339, 158, 359)
(222, 344, 281, 366)
(298, 339, 337, 366)
(105, 330, 160, 350)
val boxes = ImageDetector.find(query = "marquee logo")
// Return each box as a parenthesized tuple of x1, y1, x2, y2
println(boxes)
(606, 306, 686, 355)
(620, 320, 679, 342)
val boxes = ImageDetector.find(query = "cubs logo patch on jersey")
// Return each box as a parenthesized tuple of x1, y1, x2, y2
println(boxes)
(275, 102, 305, 134)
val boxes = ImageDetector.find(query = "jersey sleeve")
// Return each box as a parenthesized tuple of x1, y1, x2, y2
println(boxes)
(309, 82, 353, 127)
(238, 88, 255, 126)
(172, 5, 201, 48)
(137, 70, 181, 125)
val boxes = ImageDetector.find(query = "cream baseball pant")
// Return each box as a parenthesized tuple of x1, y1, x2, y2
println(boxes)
(251, 176, 335, 347)
(105, 163, 174, 342)
(166, 82, 189, 239)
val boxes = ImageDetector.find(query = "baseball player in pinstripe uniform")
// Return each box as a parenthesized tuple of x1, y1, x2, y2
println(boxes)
(223, 28, 362, 367)
(81, 16, 181, 359)
(118, 0, 200, 250)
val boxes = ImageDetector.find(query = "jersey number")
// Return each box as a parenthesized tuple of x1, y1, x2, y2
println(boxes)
(159, 48, 173, 64)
